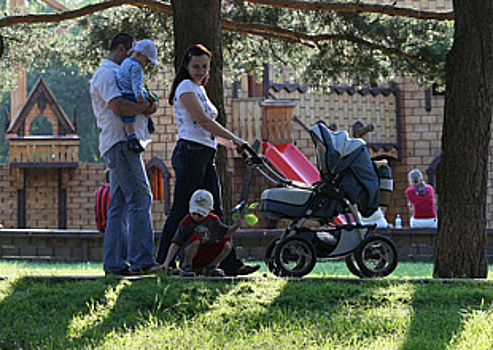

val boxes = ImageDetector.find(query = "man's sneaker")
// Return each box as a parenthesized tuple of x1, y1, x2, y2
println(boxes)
(180, 264, 196, 277)
(225, 264, 261, 276)
(202, 265, 226, 277)
(148, 119, 155, 134)
(128, 138, 145, 153)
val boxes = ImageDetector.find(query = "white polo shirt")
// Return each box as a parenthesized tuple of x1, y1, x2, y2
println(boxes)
(90, 59, 150, 156)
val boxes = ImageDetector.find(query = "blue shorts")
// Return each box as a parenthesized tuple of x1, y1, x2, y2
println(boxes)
(120, 92, 147, 123)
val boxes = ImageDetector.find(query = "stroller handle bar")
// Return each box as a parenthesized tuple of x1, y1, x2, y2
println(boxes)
(241, 143, 312, 190)
(241, 144, 263, 165)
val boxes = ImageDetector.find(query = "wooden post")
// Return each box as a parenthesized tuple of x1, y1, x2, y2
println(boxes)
(260, 100, 297, 145)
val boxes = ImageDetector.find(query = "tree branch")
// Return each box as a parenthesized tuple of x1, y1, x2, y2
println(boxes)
(244, 0, 454, 21)
(0, 0, 454, 29)
(222, 19, 317, 48)
(0, 0, 172, 28)
(223, 20, 426, 66)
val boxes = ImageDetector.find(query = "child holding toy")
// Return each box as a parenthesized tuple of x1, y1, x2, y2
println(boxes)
(161, 189, 242, 277)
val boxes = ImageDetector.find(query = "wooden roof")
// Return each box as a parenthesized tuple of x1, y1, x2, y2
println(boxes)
(6, 77, 76, 136)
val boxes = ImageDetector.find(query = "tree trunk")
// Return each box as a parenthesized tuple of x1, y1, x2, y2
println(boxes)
(171, 0, 232, 218)
(434, 0, 493, 278)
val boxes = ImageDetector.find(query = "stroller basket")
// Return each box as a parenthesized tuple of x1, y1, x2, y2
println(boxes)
(260, 186, 345, 220)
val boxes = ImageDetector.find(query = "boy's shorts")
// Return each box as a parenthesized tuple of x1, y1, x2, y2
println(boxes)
(189, 234, 229, 268)
(120, 92, 146, 123)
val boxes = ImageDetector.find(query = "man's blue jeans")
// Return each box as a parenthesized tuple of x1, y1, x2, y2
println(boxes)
(103, 142, 155, 272)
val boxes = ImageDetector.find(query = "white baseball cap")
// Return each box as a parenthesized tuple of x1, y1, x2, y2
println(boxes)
(130, 39, 159, 66)
(189, 189, 214, 217)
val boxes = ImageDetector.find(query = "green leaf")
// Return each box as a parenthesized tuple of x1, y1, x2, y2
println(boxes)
(232, 213, 241, 221)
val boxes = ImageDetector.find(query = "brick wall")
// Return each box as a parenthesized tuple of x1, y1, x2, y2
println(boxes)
(0, 167, 18, 228)
(0, 163, 167, 231)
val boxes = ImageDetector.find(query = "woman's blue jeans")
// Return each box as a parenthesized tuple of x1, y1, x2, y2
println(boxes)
(103, 142, 155, 272)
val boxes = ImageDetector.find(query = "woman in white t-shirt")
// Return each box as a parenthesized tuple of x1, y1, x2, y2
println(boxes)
(156, 44, 259, 276)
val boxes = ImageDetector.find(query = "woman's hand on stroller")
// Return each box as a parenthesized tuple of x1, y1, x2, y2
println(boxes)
(232, 136, 247, 148)
(240, 143, 263, 165)
(231, 137, 249, 157)
(218, 137, 247, 155)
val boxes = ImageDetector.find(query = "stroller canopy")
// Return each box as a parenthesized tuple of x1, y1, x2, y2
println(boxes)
(310, 122, 380, 217)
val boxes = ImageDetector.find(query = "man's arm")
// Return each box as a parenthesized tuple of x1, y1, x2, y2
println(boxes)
(108, 96, 157, 117)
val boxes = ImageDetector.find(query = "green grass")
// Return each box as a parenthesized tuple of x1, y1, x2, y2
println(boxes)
(0, 260, 436, 278)
(0, 259, 480, 279)
(1, 261, 493, 349)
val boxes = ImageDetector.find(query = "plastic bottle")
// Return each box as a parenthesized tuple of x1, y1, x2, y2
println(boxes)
(395, 214, 402, 229)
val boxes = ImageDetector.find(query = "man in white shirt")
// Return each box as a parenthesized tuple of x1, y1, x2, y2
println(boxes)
(90, 33, 159, 275)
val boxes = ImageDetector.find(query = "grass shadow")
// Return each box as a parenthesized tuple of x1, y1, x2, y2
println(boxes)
(401, 280, 493, 349)
(73, 276, 235, 348)
(0, 276, 120, 348)
(0, 275, 236, 348)
(1, 273, 493, 348)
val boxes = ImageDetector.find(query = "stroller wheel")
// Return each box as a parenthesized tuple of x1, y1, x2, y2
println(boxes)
(354, 235, 398, 277)
(264, 238, 280, 274)
(274, 236, 316, 277)
(345, 253, 365, 278)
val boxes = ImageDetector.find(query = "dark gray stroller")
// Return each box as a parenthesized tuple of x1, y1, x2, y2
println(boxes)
(242, 121, 398, 278)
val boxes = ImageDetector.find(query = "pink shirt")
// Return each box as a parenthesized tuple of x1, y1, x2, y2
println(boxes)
(406, 184, 437, 219)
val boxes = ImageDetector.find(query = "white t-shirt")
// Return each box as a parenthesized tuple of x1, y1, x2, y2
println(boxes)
(90, 59, 150, 156)
(173, 79, 218, 149)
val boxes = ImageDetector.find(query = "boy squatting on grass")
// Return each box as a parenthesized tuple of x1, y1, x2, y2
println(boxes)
(161, 189, 241, 277)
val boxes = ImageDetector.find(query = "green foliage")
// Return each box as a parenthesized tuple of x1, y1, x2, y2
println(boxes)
(222, 4, 453, 87)
(29, 116, 53, 135)
(0, 89, 10, 163)
(0, 2, 453, 89)
(70, 6, 174, 75)
(0, 5, 174, 89)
